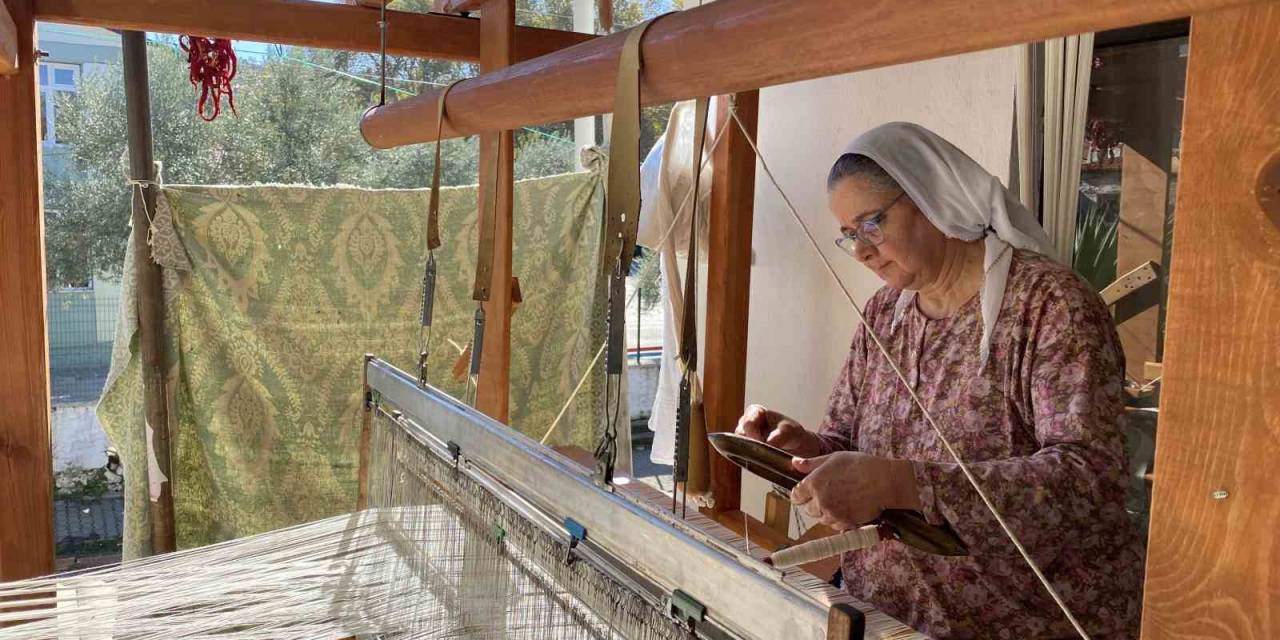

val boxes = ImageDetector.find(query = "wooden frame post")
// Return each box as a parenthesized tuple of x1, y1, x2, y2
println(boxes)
(122, 30, 176, 555)
(473, 0, 515, 423)
(702, 92, 758, 513)
(0, 0, 53, 581)
(1141, 4, 1280, 638)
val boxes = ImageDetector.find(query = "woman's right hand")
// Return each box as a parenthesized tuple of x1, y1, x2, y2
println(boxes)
(734, 404, 822, 459)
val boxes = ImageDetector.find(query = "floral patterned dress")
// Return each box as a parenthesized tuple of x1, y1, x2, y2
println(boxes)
(816, 250, 1145, 639)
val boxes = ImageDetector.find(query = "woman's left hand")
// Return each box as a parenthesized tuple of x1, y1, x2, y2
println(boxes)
(790, 452, 923, 530)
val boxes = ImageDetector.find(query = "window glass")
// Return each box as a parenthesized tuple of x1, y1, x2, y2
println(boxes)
(1075, 34, 1188, 537)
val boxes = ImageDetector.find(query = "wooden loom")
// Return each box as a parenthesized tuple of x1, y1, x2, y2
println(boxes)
(2, 0, 1279, 638)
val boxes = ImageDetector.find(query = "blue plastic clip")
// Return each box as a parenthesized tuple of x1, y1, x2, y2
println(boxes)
(562, 517, 587, 564)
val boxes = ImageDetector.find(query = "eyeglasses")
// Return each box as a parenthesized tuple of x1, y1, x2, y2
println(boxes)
(834, 191, 906, 256)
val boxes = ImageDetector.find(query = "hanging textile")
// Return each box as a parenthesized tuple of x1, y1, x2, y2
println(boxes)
(98, 172, 610, 558)
(1040, 34, 1096, 264)
(636, 100, 714, 467)
(1013, 44, 1039, 216)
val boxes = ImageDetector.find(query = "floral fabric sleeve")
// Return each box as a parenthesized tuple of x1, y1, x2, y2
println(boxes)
(814, 325, 868, 456)
(910, 279, 1131, 567)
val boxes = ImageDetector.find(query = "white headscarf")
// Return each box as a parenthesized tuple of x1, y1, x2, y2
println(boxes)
(842, 122, 1054, 367)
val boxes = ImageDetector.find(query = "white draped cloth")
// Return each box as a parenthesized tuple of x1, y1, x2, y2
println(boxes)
(636, 100, 714, 465)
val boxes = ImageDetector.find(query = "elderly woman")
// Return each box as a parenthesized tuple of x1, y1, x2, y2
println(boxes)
(736, 123, 1145, 638)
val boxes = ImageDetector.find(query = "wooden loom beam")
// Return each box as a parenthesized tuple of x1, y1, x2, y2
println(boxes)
(1140, 4, 1280, 639)
(359, 0, 1261, 148)
(702, 92, 758, 513)
(32, 0, 593, 63)
(0, 0, 54, 582)
(473, 0, 515, 422)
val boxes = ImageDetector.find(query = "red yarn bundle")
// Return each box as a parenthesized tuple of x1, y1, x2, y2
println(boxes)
(179, 36, 238, 121)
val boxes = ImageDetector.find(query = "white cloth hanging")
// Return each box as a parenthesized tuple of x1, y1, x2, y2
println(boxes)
(843, 122, 1054, 367)
(636, 100, 714, 465)
(1041, 34, 1096, 264)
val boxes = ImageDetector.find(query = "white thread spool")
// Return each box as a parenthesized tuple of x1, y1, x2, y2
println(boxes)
(768, 525, 883, 569)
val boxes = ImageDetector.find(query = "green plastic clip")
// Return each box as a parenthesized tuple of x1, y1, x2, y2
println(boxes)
(666, 589, 706, 628)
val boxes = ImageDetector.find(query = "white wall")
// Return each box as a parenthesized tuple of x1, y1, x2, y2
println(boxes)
(52, 403, 111, 472)
(740, 49, 1018, 526)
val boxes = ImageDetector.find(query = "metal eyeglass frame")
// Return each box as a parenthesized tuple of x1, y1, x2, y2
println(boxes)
(834, 190, 907, 256)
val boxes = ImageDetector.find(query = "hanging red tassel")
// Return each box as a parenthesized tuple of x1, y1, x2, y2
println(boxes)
(179, 36, 238, 122)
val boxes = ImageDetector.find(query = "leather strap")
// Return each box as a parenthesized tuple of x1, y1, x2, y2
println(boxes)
(597, 0, 613, 33)
(679, 97, 709, 370)
(472, 133, 501, 302)
(604, 15, 665, 277)
(427, 79, 463, 251)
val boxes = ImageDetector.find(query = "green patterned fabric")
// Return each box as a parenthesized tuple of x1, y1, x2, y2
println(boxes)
(99, 172, 610, 557)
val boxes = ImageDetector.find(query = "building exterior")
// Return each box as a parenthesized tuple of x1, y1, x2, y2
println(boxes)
(38, 23, 120, 176)
(38, 23, 122, 462)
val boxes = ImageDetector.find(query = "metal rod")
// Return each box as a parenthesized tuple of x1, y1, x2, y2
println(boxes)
(122, 29, 176, 555)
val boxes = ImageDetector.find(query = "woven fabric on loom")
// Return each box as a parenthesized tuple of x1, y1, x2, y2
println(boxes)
(0, 413, 685, 639)
(98, 172, 614, 557)
(365, 410, 693, 640)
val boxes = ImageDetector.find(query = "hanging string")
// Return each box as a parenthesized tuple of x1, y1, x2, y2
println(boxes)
(179, 36, 237, 121)
(725, 109, 1091, 640)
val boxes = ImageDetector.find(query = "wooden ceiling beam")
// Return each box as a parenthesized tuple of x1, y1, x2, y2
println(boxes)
(32, 0, 593, 62)
(360, 0, 1261, 148)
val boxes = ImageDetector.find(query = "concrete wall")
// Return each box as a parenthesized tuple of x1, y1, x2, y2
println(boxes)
(51, 403, 111, 472)
(739, 49, 1018, 529)
(628, 360, 660, 420)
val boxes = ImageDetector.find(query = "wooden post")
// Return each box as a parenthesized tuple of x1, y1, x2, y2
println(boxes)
(122, 30, 175, 555)
(702, 92, 758, 513)
(763, 490, 791, 537)
(1116, 144, 1167, 382)
(1141, 4, 1280, 639)
(473, 0, 514, 423)
(0, 0, 54, 581)
(0, 0, 17, 75)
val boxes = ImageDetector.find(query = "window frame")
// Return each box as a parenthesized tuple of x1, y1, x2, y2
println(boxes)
(38, 61, 80, 147)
